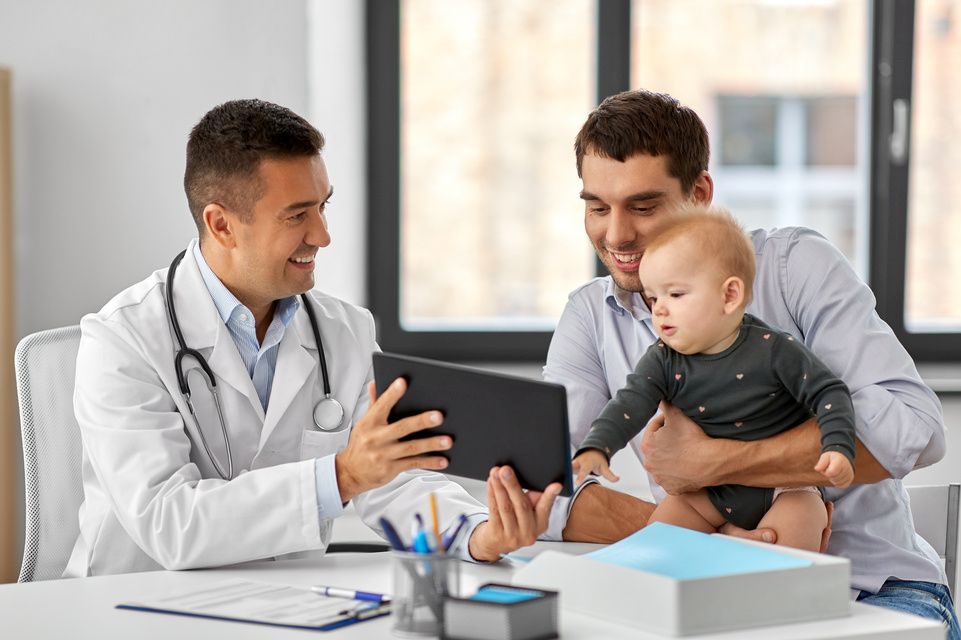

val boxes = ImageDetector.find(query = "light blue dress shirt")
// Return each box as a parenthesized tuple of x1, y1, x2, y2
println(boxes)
(544, 227, 947, 593)
(192, 244, 345, 523)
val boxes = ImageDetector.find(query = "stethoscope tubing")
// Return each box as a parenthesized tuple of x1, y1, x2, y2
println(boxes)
(165, 249, 346, 481)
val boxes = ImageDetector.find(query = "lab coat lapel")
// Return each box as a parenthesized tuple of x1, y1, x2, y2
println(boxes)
(259, 312, 316, 449)
(175, 241, 266, 422)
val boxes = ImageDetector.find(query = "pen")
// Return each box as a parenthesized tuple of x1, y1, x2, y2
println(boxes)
(442, 513, 469, 552)
(429, 493, 442, 551)
(412, 513, 431, 553)
(379, 516, 408, 551)
(311, 585, 391, 603)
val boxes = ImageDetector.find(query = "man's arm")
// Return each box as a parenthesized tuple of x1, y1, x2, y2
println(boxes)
(780, 229, 945, 478)
(640, 408, 889, 495)
(561, 484, 654, 543)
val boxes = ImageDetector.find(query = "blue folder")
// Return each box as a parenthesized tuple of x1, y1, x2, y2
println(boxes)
(586, 522, 812, 580)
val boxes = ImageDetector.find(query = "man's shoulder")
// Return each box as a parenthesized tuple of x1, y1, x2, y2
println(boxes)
(565, 276, 613, 304)
(750, 226, 840, 263)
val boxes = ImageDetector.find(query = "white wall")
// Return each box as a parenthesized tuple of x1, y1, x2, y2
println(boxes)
(0, 0, 367, 572)
(0, 0, 366, 339)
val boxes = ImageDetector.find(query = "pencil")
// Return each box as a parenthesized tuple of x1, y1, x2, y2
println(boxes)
(429, 493, 442, 552)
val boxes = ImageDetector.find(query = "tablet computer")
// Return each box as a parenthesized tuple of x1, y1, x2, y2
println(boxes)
(373, 352, 574, 497)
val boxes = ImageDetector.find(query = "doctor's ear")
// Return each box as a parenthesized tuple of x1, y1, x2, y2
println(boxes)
(202, 203, 237, 249)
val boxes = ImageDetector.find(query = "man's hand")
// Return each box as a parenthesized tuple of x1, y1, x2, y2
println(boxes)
(718, 499, 834, 552)
(572, 449, 620, 485)
(467, 466, 562, 562)
(717, 522, 777, 545)
(815, 452, 854, 488)
(640, 402, 720, 494)
(334, 379, 451, 503)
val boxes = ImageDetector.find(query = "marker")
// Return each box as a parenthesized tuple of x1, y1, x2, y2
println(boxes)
(311, 585, 391, 603)
(378, 516, 408, 551)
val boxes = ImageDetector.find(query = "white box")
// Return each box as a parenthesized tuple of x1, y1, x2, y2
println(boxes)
(512, 536, 850, 636)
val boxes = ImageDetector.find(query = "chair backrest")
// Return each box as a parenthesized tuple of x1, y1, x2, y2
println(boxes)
(15, 325, 83, 582)
(906, 483, 959, 595)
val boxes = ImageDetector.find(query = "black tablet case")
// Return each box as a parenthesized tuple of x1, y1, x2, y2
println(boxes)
(373, 352, 574, 497)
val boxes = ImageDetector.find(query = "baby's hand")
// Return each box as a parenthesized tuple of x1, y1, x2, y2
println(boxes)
(814, 451, 854, 488)
(572, 449, 620, 485)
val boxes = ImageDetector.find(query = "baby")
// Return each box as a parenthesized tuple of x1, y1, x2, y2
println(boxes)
(572, 205, 855, 551)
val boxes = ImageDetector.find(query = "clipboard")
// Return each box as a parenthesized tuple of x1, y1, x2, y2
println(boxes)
(116, 579, 390, 632)
(373, 352, 575, 496)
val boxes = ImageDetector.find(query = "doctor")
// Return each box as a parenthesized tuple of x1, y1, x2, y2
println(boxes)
(65, 99, 560, 577)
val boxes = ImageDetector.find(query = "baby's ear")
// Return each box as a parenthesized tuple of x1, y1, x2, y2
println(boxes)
(721, 276, 745, 313)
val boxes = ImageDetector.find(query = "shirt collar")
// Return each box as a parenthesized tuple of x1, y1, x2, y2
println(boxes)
(603, 277, 652, 321)
(192, 241, 300, 328)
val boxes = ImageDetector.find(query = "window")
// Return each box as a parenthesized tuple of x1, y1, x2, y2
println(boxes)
(367, 0, 596, 360)
(369, 0, 961, 362)
(631, 0, 868, 276)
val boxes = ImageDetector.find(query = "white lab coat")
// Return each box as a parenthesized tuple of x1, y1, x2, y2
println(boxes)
(65, 240, 486, 577)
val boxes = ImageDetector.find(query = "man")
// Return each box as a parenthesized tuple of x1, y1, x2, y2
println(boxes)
(66, 99, 559, 576)
(545, 89, 958, 634)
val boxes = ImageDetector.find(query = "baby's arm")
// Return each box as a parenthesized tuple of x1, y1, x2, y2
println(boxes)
(771, 336, 856, 488)
(575, 343, 669, 470)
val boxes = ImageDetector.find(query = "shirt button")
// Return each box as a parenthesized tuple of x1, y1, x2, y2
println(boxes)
(240, 313, 248, 322)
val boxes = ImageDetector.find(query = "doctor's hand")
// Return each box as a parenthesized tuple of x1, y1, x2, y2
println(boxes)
(467, 466, 562, 562)
(641, 402, 719, 495)
(334, 379, 451, 503)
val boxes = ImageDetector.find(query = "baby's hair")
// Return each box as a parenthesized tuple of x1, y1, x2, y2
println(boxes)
(644, 204, 756, 305)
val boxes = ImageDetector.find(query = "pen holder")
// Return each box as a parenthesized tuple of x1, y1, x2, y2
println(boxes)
(391, 551, 460, 637)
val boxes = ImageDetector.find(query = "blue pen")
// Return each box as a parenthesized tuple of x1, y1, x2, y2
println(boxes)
(442, 513, 469, 552)
(412, 513, 431, 553)
(379, 516, 408, 551)
(311, 585, 391, 603)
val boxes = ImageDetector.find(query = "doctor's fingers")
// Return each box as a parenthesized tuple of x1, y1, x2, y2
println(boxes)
(494, 467, 543, 546)
(487, 468, 519, 540)
(387, 411, 447, 439)
(387, 434, 453, 461)
(364, 377, 409, 422)
(393, 453, 451, 473)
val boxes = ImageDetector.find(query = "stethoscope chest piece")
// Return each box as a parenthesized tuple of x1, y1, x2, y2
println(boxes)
(313, 395, 347, 432)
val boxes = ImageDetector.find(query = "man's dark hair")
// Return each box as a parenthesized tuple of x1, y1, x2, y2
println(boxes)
(574, 90, 709, 195)
(184, 99, 325, 234)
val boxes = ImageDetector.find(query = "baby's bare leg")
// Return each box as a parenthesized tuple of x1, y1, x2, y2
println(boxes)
(756, 490, 827, 552)
(649, 489, 727, 534)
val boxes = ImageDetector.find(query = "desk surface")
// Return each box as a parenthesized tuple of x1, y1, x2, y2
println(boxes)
(1, 542, 944, 640)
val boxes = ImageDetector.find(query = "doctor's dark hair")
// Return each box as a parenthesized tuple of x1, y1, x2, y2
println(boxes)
(184, 99, 325, 234)
(574, 90, 709, 195)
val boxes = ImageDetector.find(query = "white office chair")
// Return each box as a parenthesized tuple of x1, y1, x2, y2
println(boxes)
(14, 325, 386, 583)
(906, 483, 960, 594)
(15, 325, 84, 582)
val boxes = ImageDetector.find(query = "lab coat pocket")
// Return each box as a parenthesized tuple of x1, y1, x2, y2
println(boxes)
(301, 427, 350, 461)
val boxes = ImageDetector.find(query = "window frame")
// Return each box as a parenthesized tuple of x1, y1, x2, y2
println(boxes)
(868, 0, 961, 361)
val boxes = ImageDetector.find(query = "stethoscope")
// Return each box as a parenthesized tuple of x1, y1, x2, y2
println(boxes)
(165, 249, 347, 480)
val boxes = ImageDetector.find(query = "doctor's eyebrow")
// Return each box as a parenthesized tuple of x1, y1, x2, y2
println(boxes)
(282, 186, 335, 213)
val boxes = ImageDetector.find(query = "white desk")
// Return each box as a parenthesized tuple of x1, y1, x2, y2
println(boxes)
(1, 543, 944, 640)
